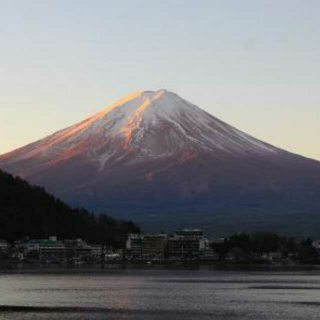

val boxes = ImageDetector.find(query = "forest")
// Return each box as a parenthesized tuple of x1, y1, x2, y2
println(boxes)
(211, 232, 319, 264)
(0, 169, 140, 247)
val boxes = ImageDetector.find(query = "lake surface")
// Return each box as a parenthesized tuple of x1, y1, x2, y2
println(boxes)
(0, 267, 320, 320)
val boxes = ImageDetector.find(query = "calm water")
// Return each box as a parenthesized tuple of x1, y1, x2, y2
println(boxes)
(0, 267, 320, 320)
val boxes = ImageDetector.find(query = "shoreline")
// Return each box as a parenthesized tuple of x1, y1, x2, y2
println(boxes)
(1, 261, 320, 274)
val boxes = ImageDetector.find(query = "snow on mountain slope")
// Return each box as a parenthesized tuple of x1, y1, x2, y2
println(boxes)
(0, 89, 280, 174)
(1, 89, 320, 235)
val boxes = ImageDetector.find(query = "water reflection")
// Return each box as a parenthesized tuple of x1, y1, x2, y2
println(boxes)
(0, 268, 320, 320)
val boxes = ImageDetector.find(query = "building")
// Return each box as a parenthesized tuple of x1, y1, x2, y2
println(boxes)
(174, 229, 204, 238)
(91, 245, 103, 260)
(200, 240, 219, 260)
(64, 239, 92, 260)
(126, 229, 213, 261)
(168, 229, 206, 260)
(0, 239, 9, 257)
(126, 234, 143, 259)
(262, 252, 284, 262)
(312, 240, 320, 250)
(105, 253, 121, 261)
(142, 234, 168, 260)
(24, 236, 65, 262)
(210, 238, 225, 245)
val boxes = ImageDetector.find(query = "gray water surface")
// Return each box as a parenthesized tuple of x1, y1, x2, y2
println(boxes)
(0, 268, 320, 319)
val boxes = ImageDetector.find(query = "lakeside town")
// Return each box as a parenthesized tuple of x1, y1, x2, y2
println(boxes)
(1, 229, 320, 267)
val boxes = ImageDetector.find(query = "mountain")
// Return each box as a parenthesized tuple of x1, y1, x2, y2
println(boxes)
(1, 89, 320, 237)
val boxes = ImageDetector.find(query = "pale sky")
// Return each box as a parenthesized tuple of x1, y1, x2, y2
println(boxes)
(1, 0, 319, 160)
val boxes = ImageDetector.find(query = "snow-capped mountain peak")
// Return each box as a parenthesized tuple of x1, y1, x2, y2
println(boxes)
(1, 89, 320, 236)
(1, 90, 279, 174)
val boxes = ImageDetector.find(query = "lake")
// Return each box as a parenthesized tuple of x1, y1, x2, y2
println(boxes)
(0, 267, 320, 319)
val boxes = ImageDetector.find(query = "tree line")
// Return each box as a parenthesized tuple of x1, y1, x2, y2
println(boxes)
(211, 232, 319, 264)
(0, 169, 140, 247)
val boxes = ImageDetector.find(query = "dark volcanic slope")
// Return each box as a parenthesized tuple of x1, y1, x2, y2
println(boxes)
(1, 90, 320, 236)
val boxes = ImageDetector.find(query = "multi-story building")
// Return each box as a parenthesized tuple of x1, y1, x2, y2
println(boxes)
(127, 229, 212, 261)
(126, 234, 143, 259)
(24, 236, 65, 262)
(142, 234, 168, 260)
(168, 229, 206, 260)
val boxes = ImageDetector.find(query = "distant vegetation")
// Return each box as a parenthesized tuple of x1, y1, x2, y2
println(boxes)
(0, 169, 140, 246)
(211, 232, 319, 264)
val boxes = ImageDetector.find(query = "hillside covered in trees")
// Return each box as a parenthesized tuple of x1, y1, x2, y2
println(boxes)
(0, 169, 140, 246)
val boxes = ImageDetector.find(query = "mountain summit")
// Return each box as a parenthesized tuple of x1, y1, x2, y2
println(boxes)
(0, 89, 279, 174)
(1, 90, 320, 236)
